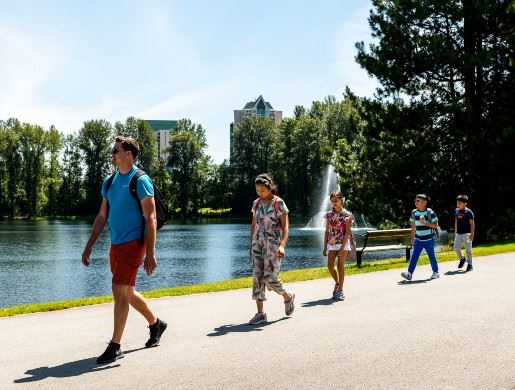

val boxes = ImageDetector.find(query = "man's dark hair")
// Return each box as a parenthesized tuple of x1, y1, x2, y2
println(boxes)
(115, 136, 140, 159)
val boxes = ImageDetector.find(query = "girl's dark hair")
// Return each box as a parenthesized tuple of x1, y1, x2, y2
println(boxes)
(255, 173, 278, 195)
(330, 190, 345, 203)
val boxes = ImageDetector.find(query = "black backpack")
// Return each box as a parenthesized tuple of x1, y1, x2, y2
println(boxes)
(106, 169, 168, 242)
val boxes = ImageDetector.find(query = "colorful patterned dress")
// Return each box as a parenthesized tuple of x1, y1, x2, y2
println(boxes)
(324, 208, 356, 258)
(251, 196, 289, 301)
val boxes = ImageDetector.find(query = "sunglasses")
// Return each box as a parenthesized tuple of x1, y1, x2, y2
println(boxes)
(414, 198, 426, 203)
(112, 147, 123, 154)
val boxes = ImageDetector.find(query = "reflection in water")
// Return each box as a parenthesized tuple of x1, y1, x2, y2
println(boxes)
(0, 220, 444, 308)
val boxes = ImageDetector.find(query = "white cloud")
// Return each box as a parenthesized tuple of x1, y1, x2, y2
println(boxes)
(138, 84, 232, 119)
(0, 27, 68, 111)
(0, 23, 133, 133)
(332, 7, 379, 97)
(138, 83, 239, 162)
(0, 22, 235, 160)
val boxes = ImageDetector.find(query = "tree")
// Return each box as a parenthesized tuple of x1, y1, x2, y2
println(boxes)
(0, 119, 22, 217)
(59, 133, 84, 215)
(352, 0, 515, 239)
(282, 117, 326, 215)
(230, 116, 278, 212)
(151, 158, 172, 212)
(19, 123, 47, 216)
(78, 120, 113, 214)
(205, 160, 233, 209)
(271, 96, 361, 216)
(44, 126, 62, 216)
(166, 119, 208, 216)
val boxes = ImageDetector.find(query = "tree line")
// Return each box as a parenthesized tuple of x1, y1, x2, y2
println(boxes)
(1, 0, 513, 241)
(0, 102, 348, 221)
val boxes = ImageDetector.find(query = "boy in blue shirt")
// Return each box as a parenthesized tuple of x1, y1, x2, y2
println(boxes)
(401, 194, 440, 281)
(454, 195, 475, 271)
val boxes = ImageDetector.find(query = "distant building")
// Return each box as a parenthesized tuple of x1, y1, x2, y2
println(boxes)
(230, 95, 282, 159)
(144, 120, 178, 162)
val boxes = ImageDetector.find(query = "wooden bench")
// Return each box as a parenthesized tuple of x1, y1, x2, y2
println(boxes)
(356, 228, 412, 267)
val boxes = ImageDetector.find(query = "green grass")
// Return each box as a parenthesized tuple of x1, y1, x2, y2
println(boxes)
(1, 240, 514, 317)
(197, 208, 232, 216)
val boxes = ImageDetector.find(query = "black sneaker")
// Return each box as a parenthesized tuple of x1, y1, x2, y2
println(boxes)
(466, 264, 474, 272)
(96, 341, 124, 364)
(458, 257, 466, 268)
(145, 318, 167, 348)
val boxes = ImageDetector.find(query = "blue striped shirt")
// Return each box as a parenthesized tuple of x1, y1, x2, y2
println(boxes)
(410, 209, 438, 241)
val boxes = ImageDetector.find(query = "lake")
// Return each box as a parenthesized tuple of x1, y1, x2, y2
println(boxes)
(0, 219, 440, 308)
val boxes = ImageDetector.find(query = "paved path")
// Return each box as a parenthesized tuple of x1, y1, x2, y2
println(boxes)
(1, 253, 514, 390)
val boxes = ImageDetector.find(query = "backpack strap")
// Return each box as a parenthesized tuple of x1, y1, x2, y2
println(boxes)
(426, 208, 433, 223)
(274, 196, 282, 228)
(129, 170, 146, 203)
(129, 169, 147, 244)
(252, 198, 261, 214)
(105, 172, 117, 217)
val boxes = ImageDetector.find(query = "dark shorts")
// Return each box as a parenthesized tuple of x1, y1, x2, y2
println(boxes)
(109, 239, 146, 286)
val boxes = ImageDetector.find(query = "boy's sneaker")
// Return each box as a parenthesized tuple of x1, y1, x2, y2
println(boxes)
(430, 272, 440, 279)
(96, 341, 124, 364)
(401, 271, 412, 281)
(466, 264, 474, 272)
(248, 312, 267, 325)
(332, 284, 339, 299)
(334, 290, 345, 301)
(458, 257, 466, 268)
(285, 293, 295, 316)
(145, 318, 167, 348)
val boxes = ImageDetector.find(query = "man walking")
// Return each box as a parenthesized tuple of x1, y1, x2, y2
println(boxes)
(82, 136, 167, 364)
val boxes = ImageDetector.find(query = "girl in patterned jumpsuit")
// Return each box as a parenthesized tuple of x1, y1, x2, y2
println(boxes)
(248, 173, 295, 325)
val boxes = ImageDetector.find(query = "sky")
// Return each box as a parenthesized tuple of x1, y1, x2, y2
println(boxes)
(0, 0, 379, 163)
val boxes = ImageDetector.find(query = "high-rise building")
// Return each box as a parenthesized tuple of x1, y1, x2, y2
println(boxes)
(230, 95, 282, 159)
(144, 120, 178, 162)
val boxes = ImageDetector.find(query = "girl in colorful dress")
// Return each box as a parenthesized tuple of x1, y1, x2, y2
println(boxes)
(248, 173, 295, 325)
(323, 190, 354, 300)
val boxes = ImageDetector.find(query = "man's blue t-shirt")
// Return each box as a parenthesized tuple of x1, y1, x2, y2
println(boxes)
(455, 207, 474, 234)
(101, 166, 154, 245)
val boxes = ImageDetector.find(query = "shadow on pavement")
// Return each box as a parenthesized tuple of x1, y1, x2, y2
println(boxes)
(14, 347, 146, 383)
(444, 270, 467, 276)
(398, 278, 432, 285)
(301, 298, 338, 307)
(207, 317, 290, 337)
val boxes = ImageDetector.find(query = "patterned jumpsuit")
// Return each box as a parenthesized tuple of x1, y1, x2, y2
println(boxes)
(251, 197, 289, 301)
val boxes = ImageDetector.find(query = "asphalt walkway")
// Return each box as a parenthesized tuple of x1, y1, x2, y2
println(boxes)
(1, 253, 514, 389)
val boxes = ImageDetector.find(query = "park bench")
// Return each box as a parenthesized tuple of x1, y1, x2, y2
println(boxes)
(356, 228, 412, 267)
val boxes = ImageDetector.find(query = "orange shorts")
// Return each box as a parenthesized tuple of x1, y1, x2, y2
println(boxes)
(109, 239, 146, 286)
